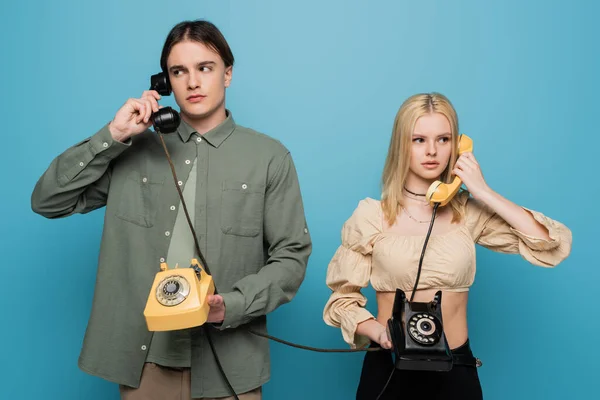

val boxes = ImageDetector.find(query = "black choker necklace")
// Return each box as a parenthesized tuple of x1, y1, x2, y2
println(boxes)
(404, 187, 426, 197)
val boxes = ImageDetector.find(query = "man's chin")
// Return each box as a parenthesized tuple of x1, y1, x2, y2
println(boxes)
(180, 102, 226, 121)
(181, 107, 212, 120)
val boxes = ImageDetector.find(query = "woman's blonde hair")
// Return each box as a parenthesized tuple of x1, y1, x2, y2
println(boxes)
(381, 92, 464, 226)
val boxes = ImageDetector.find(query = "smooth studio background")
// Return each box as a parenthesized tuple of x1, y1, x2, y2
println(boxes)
(1, 1, 596, 399)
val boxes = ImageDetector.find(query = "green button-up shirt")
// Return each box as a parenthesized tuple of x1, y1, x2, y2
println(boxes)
(31, 111, 312, 398)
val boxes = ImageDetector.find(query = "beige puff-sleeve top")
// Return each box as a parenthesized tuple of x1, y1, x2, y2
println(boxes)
(323, 191, 572, 348)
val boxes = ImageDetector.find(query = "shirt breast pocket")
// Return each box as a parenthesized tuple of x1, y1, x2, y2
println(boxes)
(115, 172, 165, 228)
(221, 180, 265, 237)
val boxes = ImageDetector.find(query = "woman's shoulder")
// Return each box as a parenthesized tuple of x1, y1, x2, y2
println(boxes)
(354, 197, 383, 215)
(455, 189, 471, 207)
(339, 197, 383, 250)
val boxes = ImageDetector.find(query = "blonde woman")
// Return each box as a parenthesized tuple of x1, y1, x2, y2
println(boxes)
(323, 93, 572, 399)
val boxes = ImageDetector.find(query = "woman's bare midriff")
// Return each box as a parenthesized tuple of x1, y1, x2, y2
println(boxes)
(376, 289, 469, 350)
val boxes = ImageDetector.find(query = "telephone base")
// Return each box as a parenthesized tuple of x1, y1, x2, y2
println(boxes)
(143, 259, 215, 332)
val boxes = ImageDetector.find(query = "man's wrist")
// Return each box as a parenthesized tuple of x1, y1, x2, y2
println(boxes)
(216, 291, 246, 330)
(108, 122, 130, 142)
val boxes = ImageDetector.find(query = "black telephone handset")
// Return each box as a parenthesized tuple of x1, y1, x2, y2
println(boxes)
(149, 72, 180, 134)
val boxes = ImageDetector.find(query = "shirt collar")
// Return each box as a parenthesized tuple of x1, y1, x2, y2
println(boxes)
(176, 109, 236, 147)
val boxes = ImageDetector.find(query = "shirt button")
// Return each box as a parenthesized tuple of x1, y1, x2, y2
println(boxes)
(178, 181, 183, 186)
(242, 184, 248, 190)
(165, 231, 170, 236)
(196, 137, 202, 143)
(141, 345, 147, 351)
(103, 142, 108, 148)
(304, 228, 308, 233)
(170, 206, 176, 211)
(159, 257, 165, 262)
(185, 160, 191, 164)
(142, 177, 148, 183)
(79, 162, 84, 167)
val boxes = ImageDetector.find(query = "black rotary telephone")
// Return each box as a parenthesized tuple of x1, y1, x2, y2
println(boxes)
(387, 287, 452, 371)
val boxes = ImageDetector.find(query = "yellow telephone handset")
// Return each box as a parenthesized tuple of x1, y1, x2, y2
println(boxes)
(426, 134, 473, 206)
(143, 258, 215, 332)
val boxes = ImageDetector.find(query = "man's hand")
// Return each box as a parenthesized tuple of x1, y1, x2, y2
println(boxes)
(108, 90, 162, 142)
(207, 294, 226, 323)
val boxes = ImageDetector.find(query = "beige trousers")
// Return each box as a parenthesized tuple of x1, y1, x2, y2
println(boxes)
(119, 363, 262, 400)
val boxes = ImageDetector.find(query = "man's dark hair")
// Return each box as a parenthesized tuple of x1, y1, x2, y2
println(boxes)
(160, 20, 235, 72)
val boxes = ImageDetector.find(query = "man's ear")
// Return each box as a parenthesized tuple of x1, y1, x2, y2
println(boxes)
(224, 66, 233, 88)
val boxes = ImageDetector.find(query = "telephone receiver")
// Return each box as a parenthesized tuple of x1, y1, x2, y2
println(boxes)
(143, 258, 215, 331)
(425, 134, 473, 206)
(149, 72, 181, 134)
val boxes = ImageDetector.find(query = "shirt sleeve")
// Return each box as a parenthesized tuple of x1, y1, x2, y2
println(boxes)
(323, 198, 381, 349)
(218, 152, 312, 329)
(464, 194, 572, 267)
(31, 124, 131, 218)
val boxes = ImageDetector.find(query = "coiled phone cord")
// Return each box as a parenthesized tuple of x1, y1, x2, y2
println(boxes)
(155, 131, 383, 399)
(374, 201, 440, 400)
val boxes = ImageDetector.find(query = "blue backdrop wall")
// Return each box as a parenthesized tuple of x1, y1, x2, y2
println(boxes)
(2, 1, 596, 399)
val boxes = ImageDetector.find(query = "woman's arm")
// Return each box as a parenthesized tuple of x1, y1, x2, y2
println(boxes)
(454, 152, 551, 240)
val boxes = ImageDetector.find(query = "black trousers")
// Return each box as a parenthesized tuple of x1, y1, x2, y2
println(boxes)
(356, 340, 483, 400)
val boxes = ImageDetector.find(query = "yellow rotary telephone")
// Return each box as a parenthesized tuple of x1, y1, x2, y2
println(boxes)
(143, 258, 215, 331)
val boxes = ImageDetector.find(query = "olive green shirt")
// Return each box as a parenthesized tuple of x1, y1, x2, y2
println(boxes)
(30, 111, 312, 397)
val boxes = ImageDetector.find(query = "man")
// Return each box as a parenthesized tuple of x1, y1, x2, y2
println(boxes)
(31, 19, 312, 400)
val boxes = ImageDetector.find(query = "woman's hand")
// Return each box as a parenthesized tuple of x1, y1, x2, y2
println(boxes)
(453, 152, 491, 200)
(378, 325, 393, 349)
(356, 319, 393, 349)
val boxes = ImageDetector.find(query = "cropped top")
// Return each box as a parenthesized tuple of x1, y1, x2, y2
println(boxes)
(322, 191, 572, 348)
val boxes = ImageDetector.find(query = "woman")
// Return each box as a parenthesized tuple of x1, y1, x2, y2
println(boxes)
(322, 93, 572, 399)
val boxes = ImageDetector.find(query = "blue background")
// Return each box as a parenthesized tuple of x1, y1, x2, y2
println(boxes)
(1, 0, 596, 399)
